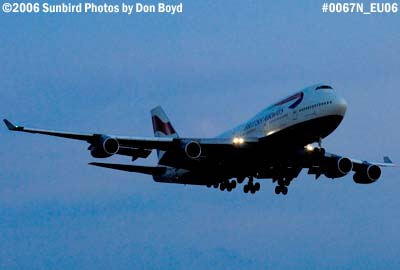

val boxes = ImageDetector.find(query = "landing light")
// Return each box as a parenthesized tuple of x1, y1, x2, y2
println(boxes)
(233, 137, 244, 145)
(305, 144, 314, 152)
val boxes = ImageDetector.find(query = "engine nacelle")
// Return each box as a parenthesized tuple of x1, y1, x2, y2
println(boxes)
(323, 157, 353, 179)
(89, 136, 119, 158)
(184, 141, 202, 159)
(353, 164, 381, 184)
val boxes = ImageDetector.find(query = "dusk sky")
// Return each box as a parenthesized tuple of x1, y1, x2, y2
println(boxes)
(1, 1, 399, 269)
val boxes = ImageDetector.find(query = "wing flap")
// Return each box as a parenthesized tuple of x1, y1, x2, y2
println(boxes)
(116, 136, 174, 150)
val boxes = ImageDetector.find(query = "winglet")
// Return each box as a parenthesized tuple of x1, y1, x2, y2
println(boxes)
(384, 156, 393, 164)
(3, 119, 22, 131)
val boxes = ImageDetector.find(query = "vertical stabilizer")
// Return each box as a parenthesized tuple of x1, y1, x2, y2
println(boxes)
(151, 106, 178, 160)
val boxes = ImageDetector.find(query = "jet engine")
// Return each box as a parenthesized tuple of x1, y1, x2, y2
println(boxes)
(184, 141, 202, 159)
(323, 157, 353, 178)
(353, 164, 381, 184)
(89, 136, 120, 158)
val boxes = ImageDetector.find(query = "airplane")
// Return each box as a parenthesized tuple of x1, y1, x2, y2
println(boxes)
(3, 83, 395, 195)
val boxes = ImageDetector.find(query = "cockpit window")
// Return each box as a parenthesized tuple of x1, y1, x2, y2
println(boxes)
(315, 85, 333, 90)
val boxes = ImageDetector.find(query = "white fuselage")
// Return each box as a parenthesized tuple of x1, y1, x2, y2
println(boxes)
(219, 84, 347, 140)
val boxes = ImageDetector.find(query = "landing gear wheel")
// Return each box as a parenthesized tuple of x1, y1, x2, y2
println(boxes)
(281, 186, 288, 195)
(230, 180, 237, 189)
(220, 183, 226, 191)
(275, 186, 281, 194)
(227, 186, 232, 192)
(244, 176, 259, 194)
(213, 182, 219, 188)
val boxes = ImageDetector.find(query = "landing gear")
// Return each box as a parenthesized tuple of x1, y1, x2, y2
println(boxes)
(243, 176, 260, 194)
(220, 183, 226, 191)
(314, 147, 325, 156)
(231, 180, 237, 189)
(316, 137, 326, 156)
(274, 185, 288, 195)
(216, 179, 237, 192)
(274, 177, 292, 195)
(209, 176, 260, 194)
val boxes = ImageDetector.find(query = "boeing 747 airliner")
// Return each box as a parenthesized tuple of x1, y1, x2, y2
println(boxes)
(4, 84, 395, 195)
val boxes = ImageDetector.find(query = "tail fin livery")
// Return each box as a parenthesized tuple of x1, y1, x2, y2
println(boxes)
(151, 106, 178, 160)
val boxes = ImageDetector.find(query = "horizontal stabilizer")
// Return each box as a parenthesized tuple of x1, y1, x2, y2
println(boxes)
(89, 162, 166, 175)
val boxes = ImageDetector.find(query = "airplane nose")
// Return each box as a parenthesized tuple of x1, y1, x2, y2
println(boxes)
(334, 97, 347, 116)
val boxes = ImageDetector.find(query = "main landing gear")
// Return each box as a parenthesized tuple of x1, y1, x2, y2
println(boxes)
(243, 176, 260, 194)
(316, 137, 326, 156)
(274, 177, 292, 195)
(207, 176, 260, 194)
(207, 175, 295, 195)
(219, 179, 237, 192)
(206, 179, 237, 192)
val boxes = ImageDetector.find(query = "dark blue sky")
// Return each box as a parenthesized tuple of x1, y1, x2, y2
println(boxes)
(1, 1, 399, 269)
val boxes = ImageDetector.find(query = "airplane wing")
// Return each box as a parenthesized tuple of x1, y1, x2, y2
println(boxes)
(4, 119, 92, 141)
(350, 156, 396, 167)
(3, 119, 173, 148)
(324, 152, 396, 167)
(3, 119, 259, 162)
(4, 119, 395, 194)
(304, 150, 395, 186)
